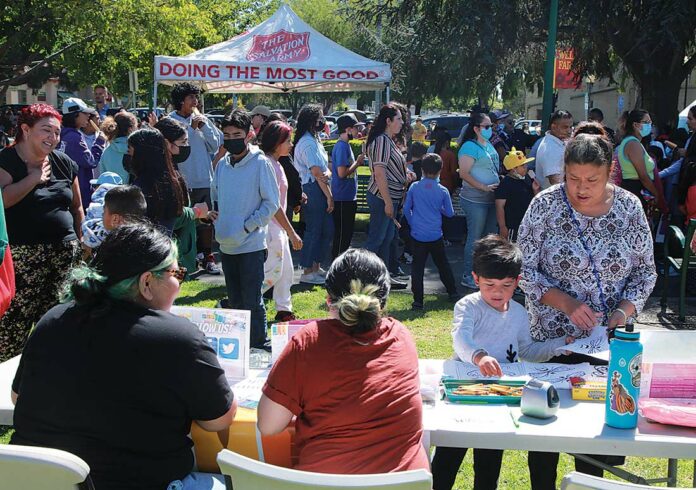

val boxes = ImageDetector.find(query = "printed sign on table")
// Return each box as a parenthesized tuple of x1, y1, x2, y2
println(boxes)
(171, 306, 250, 382)
(271, 320, 316, 362)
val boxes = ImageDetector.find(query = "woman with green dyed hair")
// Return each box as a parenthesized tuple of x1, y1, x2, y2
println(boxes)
(10, 221, 237, 490)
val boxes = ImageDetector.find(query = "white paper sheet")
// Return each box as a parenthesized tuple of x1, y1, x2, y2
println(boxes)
(522, 362, 594, 389)
(434, 403, 518, 433)
(232, 371, 269, 409)
(555, 326, 609, 361)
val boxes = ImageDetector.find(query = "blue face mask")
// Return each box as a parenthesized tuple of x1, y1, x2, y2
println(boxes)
(639, 123, 652, 138)
(481, 127, 493, 140)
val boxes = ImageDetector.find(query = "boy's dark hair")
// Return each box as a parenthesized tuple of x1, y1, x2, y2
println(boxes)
(104, 185, 147, 218)
(472, 235, 522, 279)
(421, 153, 443, 176)
(411, 142, 427, 159)
(221, 109, 251, 134)
(170, 82, 200, 111)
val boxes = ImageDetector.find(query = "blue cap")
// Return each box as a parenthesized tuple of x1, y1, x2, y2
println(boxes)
(90, 172, 123, 186)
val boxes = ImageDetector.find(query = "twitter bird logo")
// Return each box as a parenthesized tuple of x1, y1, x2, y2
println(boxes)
(218, 338, 240, 359)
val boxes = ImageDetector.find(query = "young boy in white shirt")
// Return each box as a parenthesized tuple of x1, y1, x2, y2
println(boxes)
(431, 234, 569, 490)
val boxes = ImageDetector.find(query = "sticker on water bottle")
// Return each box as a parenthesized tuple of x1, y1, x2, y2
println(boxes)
(609, 371, 636, 415)
(629, 353, 642, 388)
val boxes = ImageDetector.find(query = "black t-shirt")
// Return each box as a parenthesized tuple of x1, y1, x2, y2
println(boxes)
(509, 129, 533, 151)
(0, 147, 78, 245)
(494, 174, 535, 230)
(11, 300, 234, 490)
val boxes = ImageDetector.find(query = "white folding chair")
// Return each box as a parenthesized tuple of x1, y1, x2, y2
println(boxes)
(561, 471, 691, 490)
(0, 444, 92, 490)
(217, 449, 432, 490)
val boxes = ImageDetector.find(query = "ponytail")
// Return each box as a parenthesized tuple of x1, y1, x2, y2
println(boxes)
(336, 280, 382, 335)
(60, 264, 108, 306)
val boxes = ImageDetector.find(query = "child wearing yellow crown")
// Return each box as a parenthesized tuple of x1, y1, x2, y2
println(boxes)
(494, 147, 540, 241)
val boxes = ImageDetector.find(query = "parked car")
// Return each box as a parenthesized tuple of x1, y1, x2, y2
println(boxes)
(206, 108, 226, 116)
(271, 109, 293, 120)
(205, 114, 225, 128)
(329, 110, 345, 118)
(422, 114, 471, 140)
(515, 119, 542, 135)
(129, 107, 166, 121)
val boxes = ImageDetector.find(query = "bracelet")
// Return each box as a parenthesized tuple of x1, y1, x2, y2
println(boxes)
(613, 307, 628, 325)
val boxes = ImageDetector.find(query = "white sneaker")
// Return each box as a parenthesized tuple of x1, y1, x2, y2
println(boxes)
(300, 272, 325, 285)
(316, 268, 328, 278)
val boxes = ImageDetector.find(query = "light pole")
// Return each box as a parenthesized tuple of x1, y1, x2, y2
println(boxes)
(541, 0, 559, 132)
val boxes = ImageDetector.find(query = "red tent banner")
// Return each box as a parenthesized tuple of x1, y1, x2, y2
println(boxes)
(554, 49, 580, 90)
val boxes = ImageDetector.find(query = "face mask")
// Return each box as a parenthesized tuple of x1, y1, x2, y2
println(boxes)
(315, 120, 325, 132)
(481, 127, 493, 140)
(172, 145, 191, 164)
(224, 138, 247, 156)
(347, 132, 353, 141)
(122, 154, 132, 171)
(639, 123, 652, 138)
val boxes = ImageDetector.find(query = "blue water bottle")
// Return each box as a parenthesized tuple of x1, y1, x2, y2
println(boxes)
(605, 325, 643, 429)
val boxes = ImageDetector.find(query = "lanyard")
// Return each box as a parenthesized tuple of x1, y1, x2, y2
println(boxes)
(560, 185, 609, 318)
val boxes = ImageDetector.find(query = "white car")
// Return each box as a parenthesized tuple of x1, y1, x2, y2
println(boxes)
(515, 119, 542, 135)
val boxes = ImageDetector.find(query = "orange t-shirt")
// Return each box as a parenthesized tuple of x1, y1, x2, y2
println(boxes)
(262, 317, 429, 474)
(686, 185, 696, 223)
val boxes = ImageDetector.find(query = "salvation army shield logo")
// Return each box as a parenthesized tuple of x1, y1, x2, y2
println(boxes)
(246, 30, 310, 63)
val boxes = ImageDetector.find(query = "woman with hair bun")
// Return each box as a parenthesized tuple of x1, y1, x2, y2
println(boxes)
(10, 221, 236, 490)
(518, 134, 656, 486)
(258, 248, 429, 475)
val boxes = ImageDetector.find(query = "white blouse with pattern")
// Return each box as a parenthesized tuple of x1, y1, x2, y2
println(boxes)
(518, 184, 657, 341)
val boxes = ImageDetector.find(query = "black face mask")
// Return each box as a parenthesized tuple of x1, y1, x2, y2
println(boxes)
(224, 138, 247, 156)
(315, 120, 325, 132)
(172, 145, 191, 164)
(122, 153, 132, 172)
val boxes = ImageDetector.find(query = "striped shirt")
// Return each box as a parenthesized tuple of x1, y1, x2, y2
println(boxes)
(367, 133, 408, 201)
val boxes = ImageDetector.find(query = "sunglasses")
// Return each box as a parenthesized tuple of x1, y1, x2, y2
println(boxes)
(163, 267, 187, 283)
(477, 124, 493, 129)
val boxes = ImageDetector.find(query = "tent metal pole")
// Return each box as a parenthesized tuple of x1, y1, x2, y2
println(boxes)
(152, 81, 158, 112)
(386, 84, 390, 103)
(233, 94, 238, 110)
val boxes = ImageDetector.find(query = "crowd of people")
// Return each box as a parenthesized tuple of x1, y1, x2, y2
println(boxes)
(0, 81, 694, 490)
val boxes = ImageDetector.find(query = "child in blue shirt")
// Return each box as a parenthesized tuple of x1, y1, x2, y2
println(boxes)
(403, 154, 459, 309)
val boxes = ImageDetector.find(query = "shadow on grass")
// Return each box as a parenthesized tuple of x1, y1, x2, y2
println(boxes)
(175, 285, 227, 306)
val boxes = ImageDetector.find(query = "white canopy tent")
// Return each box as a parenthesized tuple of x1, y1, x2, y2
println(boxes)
(678, 99, 696, 130)
(153, 4, 391, 105)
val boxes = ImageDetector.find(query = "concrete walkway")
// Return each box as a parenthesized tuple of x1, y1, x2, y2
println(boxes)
(195, 232, 695, 331)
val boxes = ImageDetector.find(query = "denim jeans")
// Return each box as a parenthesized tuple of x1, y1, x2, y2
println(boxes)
(167, 472, 227, 490)
(460, 197, 497, 283)
(300, 181, 334, 269)
(221, 249, 267, 347)
(364, 192, 400, 268)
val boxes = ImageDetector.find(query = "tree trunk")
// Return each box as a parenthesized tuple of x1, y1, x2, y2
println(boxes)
(638, 74, 683, 131)
(415, 100, 422, 115)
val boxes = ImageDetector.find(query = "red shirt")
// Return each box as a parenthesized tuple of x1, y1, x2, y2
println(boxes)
(262, 317, 429, 474)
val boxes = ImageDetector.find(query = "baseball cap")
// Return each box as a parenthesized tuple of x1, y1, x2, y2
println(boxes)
(503, 147, 534, 171)
(490, 109, 511, 122)
(62, 97, 97, 115)
(89, 171, 124, 186)
(337, 114, 359, 132)
(250, 105, 271, 118)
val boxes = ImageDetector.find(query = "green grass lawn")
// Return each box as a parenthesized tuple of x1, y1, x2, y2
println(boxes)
(2, 281, 694, 488)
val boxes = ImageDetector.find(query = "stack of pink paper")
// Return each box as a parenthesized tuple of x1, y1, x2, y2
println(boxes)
(648, 364, 696, 399)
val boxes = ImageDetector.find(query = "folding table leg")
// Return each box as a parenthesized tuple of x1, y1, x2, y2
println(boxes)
(667, 459, 678, 487)
(569, 454, 648, 485)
